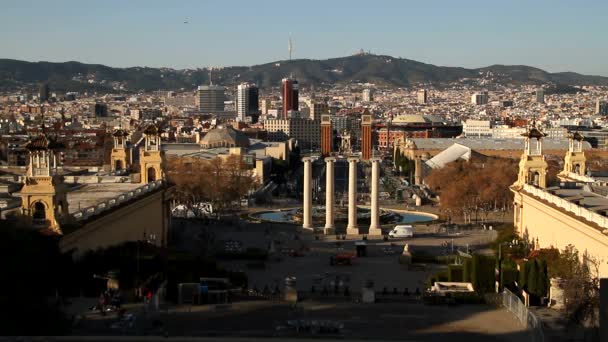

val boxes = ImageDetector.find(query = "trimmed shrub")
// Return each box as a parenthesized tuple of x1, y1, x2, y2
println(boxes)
(448, 264, 464, 282)
(471, 254, 495, 293)
(501, 266, 519, 290)
(462, 258, 472, 282)
(519, 261, 529, 290)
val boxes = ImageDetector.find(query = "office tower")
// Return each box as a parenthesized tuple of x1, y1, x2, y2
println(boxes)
(38, 83, 50, 102)
(282, 78, 299, 119)
(417, 89, 428, 104)
(310, 101, 329, 121)
(471, 91, 489, 105)
(361, 114, 372, 160)
(536, 89, 545, 104)
(197, 85, 225, 112)
(362, 88, 374, 102)
(260, 98, 271, 115)
(321, 115, 332, 156)
(237, 83, 259, 121)
(596, 99, 608, 115)
(93, 103, 108, 117)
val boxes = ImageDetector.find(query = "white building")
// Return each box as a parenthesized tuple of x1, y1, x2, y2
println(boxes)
(263, 118, 321, 149)
(362, 89, 373, 102)
(463, 119, 492, 138)
(417, 89, 428, 104)
(471, 92, 489, 105)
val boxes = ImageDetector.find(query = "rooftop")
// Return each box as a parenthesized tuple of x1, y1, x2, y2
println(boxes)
(66, 183, 141, 214)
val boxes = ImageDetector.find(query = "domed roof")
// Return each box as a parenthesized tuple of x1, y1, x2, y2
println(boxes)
(112, 129, 129, 137)
(25, 133, 63, 151)
(143, 124, 159, 136)
(200, 126, 250, 148)
(569, 131, 584, 141)
(522, 126, 545, 140)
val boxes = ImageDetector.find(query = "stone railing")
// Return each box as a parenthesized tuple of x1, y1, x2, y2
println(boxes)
(71, 180, 164, 222)
(566, 172, 597, 183)
(522, 184, 608, 229)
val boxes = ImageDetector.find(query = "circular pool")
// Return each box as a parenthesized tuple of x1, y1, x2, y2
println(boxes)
(251, 207, 436, 225)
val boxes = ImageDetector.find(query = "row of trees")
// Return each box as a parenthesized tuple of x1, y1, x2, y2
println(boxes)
(425, 158, 518, 223)
(166, 155, 259, 216)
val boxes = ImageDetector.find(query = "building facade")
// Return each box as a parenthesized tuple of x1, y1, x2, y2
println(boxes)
(197, 85, 225, 112)
(282, 78, 299, 119)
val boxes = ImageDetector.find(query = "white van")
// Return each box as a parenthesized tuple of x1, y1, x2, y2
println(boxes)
(388, 225, 414, 238)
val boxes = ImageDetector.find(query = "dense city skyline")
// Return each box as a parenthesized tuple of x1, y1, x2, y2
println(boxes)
(2, 0, 608, 76)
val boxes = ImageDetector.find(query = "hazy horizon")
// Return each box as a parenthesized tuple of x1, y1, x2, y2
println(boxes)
(2, 0, 608, 76)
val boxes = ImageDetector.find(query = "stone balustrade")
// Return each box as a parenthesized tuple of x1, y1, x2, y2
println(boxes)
(523, 183, 608, 229)
(71, 180, 163, 221)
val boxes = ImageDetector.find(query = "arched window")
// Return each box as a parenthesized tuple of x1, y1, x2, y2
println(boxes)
(32, 202, 46, 220)
(147, 167, 157, 182)
(574, 164, 581, 175)
(115, 160, 123, 171)
(532, 171, 540, 186)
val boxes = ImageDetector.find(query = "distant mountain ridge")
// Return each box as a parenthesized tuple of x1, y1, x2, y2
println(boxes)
(1, 54, 607, 92)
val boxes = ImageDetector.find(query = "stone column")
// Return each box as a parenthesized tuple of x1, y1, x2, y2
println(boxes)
(347, 157, 359, 235)
(324, 157, 336, 235)
(369, 157, 382, 236)
(302, 157, 313, 230)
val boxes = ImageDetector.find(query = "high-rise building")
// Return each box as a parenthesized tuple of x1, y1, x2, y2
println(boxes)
(282, 78, 299, 119)
(417, 89, 428, 104)
(471, 91, 489, 105)
(237, 83, 259, 121)
(361, 114, 372, 160)
(321, 115, 332, 156)
(197, 85, 225, 112)
(596, 99, 608, 115)
(362, 88, 374, 102)
(536, 89, 545, 104)
(93, 103, 108, 117)
(263, 118, 320, 149)
(38, 83, 50, 103)
(310, 101, 329, 121)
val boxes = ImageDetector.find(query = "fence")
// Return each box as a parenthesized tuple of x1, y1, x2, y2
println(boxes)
(502, 288, 544, 342)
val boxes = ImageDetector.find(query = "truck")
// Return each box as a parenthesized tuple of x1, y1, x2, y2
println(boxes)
(388, 225, 414, 238)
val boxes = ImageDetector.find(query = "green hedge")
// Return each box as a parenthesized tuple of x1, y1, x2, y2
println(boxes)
(471, 255, 496, 293)
(463, 258, 472, 282)
(448, 264, 463, 282)
(500, 266, 519, 290)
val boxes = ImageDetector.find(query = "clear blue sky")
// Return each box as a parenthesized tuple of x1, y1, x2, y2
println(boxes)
(2, 0, 607, 75)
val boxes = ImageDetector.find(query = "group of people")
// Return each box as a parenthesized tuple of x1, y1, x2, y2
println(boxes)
(94, 289, 123, 316)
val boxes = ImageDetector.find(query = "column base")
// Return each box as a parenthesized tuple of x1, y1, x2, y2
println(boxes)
(324, 226, 335, 235)
(368, 227, 383, 236)
(346, 227, 360, 235)
(302, 224, 314, 231)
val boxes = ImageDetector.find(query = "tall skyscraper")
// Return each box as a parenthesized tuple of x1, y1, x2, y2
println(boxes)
(362, 88, 374, 102)
(361, 114, 372, 160)
(310, 101, 329, 121)
(471, 91, 489, 105)
(237, 83, 259, 121)
(321, 115, 332, 156)
(597, 99, 608, 115)
(38, 83, 50, 103)
(536, 89, 545, 104)
(417, 89, 428, 104)
(197, 85, 225, 113)
(282, 78, 299, 119)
